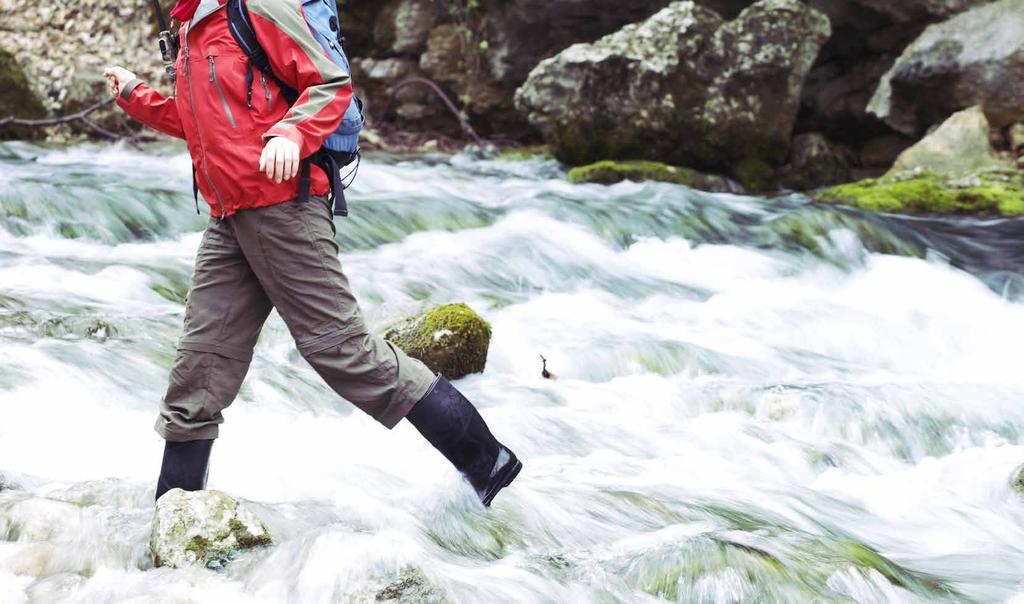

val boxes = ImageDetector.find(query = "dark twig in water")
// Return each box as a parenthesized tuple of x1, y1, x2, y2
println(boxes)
(383, 77, 487, 149)
(540, 355, 556, 380)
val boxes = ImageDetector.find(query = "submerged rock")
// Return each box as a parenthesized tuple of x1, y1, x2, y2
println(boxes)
(869, 0, 1024, 135)
(151, 489, 272, 569)
(515, 0, 830, 172)
(566, 160, 734, 192)
(374, 567, 445, 602)
(385, 303, 491, 379)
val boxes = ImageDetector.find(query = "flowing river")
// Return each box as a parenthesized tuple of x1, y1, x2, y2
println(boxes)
(1, 141, 1023, 603)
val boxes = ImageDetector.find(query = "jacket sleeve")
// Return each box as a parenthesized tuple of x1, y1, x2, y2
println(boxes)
(247, 0, 353, 158)
(115, 79, 186, 140)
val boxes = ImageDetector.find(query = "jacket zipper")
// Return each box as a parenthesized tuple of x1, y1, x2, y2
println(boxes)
(184, 26, 228, 219)
(208, 56, 236, 129)
(259, 72, 272, 111)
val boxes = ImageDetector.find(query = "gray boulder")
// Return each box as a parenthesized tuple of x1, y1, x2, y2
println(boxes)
(372, 0, 442, 56)
(869, 0, 1024, 135)
(151, 489, 272, 569)
(514, 0, 831, 170)
(888, 105, 1015, 176)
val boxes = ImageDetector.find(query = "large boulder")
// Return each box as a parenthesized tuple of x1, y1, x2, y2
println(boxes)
(514, 0, 831, 171)
(151, 489, 272, 569)
(384, 303, 491, 379)
(868, 0, 1024, 136)
(372, 0, 442, 56)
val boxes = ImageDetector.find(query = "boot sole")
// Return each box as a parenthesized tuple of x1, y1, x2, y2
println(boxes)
(481, 457, 522, 507)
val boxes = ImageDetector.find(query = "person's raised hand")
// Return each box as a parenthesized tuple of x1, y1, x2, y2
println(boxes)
(259, 136, 301, 183)
(102, 66, 136, 98)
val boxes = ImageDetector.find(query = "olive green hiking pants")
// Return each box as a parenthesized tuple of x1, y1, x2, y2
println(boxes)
(157, 195, 437, 442)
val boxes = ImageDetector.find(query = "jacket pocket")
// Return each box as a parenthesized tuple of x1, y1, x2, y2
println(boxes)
(207, 55, 236, 129)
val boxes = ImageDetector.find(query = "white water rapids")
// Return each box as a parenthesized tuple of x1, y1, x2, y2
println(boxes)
(1, 141, 1023, 603)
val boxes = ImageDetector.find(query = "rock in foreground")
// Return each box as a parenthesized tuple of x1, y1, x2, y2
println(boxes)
(385, 303, 491, 379)
(151, 489, 272, 569)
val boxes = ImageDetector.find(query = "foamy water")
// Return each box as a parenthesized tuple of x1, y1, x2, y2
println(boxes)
(1, 141, 1023, 603)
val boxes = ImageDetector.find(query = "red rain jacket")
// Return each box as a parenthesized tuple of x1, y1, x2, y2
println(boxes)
(117, 0, 354, 217)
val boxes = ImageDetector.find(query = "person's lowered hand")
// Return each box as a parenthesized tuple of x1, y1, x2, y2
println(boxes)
(259, 136, 300, 183)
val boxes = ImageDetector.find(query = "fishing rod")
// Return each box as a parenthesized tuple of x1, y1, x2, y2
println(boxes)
(151, 0, 180, 84)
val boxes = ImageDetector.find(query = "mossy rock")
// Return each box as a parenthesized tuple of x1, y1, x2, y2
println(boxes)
(567, 160, 732, 193)
(0, 47, 47, 140)
(384, 303, 491, 379)
(817, 171, 1024, 216)
(151, 489, 272, 569)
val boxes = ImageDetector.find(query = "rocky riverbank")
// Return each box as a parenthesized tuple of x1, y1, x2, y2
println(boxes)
(1, 0, 1022, 213)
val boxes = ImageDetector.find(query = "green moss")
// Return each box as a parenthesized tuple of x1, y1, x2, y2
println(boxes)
(228, 518, 272, 549)
(184, 535, 211, 558)
(818, 172, 1024, 216)
(385, 303, 491, 379)
(0, 47, 47, 140)
(567, 160, 699, 186)
(734, 157, 776, 192)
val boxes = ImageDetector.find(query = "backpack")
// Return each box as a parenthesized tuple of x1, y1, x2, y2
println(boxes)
(226, 0, 364, 217)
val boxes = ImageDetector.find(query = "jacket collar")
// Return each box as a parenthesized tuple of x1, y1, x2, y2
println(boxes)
(189, 0, 225, 29)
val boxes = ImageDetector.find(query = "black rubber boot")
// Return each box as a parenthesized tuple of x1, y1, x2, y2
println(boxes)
(155, 439, 214, 502)
(406, 376, 522, 506)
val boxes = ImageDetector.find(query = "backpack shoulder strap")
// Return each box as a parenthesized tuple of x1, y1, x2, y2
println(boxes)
(226, 0, 297, 103)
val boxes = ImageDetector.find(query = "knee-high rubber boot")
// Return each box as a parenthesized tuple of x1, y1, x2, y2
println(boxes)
(155, 439, 214, 502)
(406, 376, 522, 506)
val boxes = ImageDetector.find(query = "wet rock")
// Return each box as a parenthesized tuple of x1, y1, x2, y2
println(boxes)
(1011, 463, 1024, 494)
(384, 303, 491, 379)
(374, 567, 444, 602)
(567, 160, 734, 192)
(869, 0, 1024, 136)
(889, 106, 1015, 176)
(0, 46, 47, 140)
(780, 133, 852, 190)
(0, 497, 82, 541)
(514, 0, 831, 171)
(151, 489, 272, 569)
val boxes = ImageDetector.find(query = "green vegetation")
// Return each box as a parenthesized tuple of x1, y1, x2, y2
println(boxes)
(818, 171, 1024, 216)
(496, 145, 553, 162)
